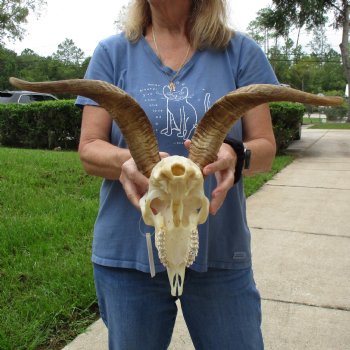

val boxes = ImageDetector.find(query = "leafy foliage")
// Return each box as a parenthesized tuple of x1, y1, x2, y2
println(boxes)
(0, 99, 306, 154)
(0, 43, 90, 90)
(0, 100, 82, 149)
(250, 0, 350, 121)
(52, 38, 85, 65)
(270, 102, 306, 152)
(0, 0, 46, 43)
(323, 103, 348, 121)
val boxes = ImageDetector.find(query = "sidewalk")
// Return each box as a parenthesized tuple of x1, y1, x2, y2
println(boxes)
(63, 129, 350, 350)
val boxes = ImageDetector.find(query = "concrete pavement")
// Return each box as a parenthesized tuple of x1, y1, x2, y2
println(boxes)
(63, 128, 350, 350)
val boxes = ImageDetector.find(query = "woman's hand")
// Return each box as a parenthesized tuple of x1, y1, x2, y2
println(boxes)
(184, 140, 237, 215)
(119, 152, 169, 210)
(119, 158, 149, 210)
(203, 143, 237, 215)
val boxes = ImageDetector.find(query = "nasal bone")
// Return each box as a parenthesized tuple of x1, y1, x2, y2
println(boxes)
(172, 198, 184, 227)
(171, 163, 186, 177)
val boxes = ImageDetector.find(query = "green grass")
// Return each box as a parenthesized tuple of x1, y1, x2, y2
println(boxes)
(308, 122, 350, 129)
(244, 155, 293, 197)
(303, 117, 350, 129)
(0, 147, 293, 349)
(0, 147, 101, 350)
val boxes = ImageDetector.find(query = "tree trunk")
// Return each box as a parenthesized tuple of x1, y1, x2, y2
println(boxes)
(296, 27, 301, 49)
(339, 2, 350, 122)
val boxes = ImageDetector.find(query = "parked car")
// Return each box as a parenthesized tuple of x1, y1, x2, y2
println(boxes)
(0, 90, 58, 104)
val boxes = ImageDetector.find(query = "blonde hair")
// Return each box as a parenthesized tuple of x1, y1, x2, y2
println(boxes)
(123, 0, 234, 50)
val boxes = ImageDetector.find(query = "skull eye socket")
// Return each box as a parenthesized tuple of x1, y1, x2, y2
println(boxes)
(150, 198, 167, 214)
(182, 197, 204, 226)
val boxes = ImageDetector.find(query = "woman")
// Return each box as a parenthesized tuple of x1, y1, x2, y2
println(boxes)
(77, 0, 278, 349)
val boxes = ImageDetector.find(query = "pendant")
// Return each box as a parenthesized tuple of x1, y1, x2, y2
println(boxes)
(169, 82, 176, 92)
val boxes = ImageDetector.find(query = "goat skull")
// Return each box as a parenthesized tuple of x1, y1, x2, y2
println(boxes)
(8, 77, 343, 296)
(140, 156, 209, 296)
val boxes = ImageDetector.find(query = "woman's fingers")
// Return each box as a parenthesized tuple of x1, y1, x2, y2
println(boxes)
(120, 152, 169, 209)
(209, 189, 226, 215)
(203, 143, 238, 215)
(120, 158, 149, 210)
(209, 170, 234, 214)
(184, 139, 191, 150)
(159, 151, 170, 159)
(212, 171, 234, 195)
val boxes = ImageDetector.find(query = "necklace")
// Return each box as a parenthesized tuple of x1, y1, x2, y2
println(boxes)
(151, 26, 191, 92)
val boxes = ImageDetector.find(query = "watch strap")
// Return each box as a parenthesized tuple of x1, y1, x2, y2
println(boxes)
(223, 137, 245, 184)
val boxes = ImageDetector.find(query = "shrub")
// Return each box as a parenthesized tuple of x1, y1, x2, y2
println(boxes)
(322, 90, 348, 122)
(0, 100, 82, 149)
(304, 104, 319, 117)
(270, 102, 306, 153)
(323, 103, 348, 121)
(0, 99, 306, 154)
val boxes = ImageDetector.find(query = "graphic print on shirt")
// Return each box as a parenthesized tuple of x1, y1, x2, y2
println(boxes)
(140, 83, 211, 142)
(161, 85, 198, 140)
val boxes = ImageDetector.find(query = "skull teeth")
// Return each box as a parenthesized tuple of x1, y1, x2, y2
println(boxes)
(155, 228, 199, 268)
(186, 229, 199, 267)
(155, 230, 168, 266)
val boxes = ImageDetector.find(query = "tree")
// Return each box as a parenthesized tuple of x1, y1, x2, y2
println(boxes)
(16, 47, 51, 82)
(247, 8, 282, 54)
(258, 0, 350, 121)
(318, 49, 346, 92)
(0, 45, 17, 89)
(52, 38, 85, 65)
(308, 25, 331, 57)
(289, 56, 320, 91)
(267, 46, 292, 83)
(0, 0, 46, 43)
(0, 44, 87, 91)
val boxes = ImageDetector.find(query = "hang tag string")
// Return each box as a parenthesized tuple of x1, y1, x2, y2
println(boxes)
(139, 216, 156, 278)
(146, 233, 156, 278)
(138, 215, 154, 238)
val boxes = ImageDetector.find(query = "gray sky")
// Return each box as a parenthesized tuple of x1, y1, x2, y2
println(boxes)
(4, 0, 341, 57)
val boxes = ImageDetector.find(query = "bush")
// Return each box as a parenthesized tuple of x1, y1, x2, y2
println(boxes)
(270, 102, 306, 153)
(304, 104, 319, 117)
(0, 100, 82, 149)
(323, 103, 348, 121)
(322, 90, 348, 122)
(0, 99, 306, 154)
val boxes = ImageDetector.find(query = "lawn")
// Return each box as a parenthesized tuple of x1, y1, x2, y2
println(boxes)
(303, 117, 350, 129)
(308, 122, 350, 129)
(0, 147, 293, 349)
(244, 155, 293, 197)
(0, 148, 100, 350)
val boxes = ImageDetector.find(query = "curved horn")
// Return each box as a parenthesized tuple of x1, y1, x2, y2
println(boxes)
(189, 84, 343, 170)
(9, 78, 160, 178)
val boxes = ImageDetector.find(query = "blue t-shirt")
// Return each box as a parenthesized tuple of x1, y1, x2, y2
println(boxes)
(76, 32, 278, 273)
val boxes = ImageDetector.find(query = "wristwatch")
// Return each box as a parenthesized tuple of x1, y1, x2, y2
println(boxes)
(243, 147, 251, 170)
(223, 137, 251, 184)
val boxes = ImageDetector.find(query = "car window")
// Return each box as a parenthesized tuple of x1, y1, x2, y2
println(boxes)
(18, 95, 31, 103)
(32, 95, 56, 102)
(1, 92, 57, 104)
(18, 94, 56, 103)
(0, 92, 14, 103)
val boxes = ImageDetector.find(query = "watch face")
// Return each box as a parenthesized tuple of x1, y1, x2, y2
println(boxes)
(244, 149, 251, 169)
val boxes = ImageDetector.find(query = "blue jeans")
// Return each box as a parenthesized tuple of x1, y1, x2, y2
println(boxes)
(93, 264, 264, 350)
